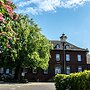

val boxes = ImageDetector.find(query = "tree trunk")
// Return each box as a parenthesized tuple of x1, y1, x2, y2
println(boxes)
(14, 65, 21, 81)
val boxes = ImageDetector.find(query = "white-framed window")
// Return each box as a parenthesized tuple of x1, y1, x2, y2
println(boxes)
(56, 54, 60, 61)
(44, 68, 48, 74)
(65, 45, 69, 49)
(32, 67, 37, 74)
(66, 66, 70, 74)
(78, 66, 82, 72)
(55, 66, 61, 74)
(0, 67, 4, 74)
(77, 55, 81, 61)
(6, 68, 9, 74)
(66, 54, 70, 61)
(56, 44, 60, 49)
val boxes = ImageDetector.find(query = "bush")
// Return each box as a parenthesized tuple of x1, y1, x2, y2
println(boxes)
(48, 76, 55, 82)
(55, 70, 90, 90)
(18, 79, 28, 83)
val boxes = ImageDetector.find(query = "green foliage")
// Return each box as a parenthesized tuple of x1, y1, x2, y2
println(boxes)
(55, 70, 90, 90)
(0, 0, 51, 80)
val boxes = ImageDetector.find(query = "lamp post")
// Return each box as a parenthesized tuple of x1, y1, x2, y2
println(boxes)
(60, 34, 67, 74)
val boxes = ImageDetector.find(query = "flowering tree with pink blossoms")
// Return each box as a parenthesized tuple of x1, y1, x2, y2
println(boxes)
(0, 0, 51, 81)
(0, 0, 18, 49)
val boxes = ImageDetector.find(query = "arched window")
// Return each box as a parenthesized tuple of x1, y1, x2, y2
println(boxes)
(56, 44, 60, 49)
(65, 45, 69, 49)
(55, 66, 61, 74)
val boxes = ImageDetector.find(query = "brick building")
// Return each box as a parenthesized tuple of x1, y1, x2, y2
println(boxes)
(25, 34, 90, 81)
(0, 34, 90, 81)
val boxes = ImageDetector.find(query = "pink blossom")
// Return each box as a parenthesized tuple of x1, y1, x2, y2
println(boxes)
(14, 14, 19, 20)
(8, 36, 12, 39)
(0, 1, 4, 6)
(7, 44, 11, 48)
(4, 5, 13, 19)
(6, 0, 12, 5)
(7, 26, 11, 30)
(0, 33, 2, 35)
(0, 14, 4, 21)
(11, 29, 17, 35)
(16, 38, 19, 40)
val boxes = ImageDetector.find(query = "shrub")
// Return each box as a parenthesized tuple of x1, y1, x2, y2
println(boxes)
(55, 70, 90, 90)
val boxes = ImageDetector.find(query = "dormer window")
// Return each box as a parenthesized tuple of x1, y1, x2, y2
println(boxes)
(56, 44, 60, 49)
(65, 45, 70, 49)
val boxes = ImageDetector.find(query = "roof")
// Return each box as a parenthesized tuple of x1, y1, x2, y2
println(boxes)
(50, 40, 88, 52)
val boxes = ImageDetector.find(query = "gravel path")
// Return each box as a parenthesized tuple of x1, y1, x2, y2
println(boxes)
(0, 82, 56, 90)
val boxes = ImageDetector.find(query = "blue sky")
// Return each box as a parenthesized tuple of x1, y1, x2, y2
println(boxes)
(12, 0, 90, 51)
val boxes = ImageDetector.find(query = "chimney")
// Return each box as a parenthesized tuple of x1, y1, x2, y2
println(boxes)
(60, 34, 67, 42)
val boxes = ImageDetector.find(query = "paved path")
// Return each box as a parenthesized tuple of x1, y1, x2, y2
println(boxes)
(0, 82, 56, 90)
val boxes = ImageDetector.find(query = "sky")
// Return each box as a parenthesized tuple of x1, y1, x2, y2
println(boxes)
(12, 0, 90, 51)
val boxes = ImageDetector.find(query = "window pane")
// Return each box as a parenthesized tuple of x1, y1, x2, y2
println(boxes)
(12, 68, 15, 74)
(44, 69, 48, 74)
(65, 45, 69, 49)
(66, 66, 70, 74)
(6, 69, 9, 74)
(55, 66, 61, 74)
(56, 45, 60, 48)
(0, 67, 4, 74)
(32, 67, 37, 73)
(78, 66, 82, 72)
(56, 54, 60, 61)
(66, 54, 70, 61)
(77, 55, 81, 61)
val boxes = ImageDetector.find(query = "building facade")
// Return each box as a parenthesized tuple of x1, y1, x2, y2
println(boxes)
(0, 34, 90, 81)
(25, 34, 90, 81)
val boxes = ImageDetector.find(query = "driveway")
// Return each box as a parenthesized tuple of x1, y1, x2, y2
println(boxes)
(0, 82, 56, 90)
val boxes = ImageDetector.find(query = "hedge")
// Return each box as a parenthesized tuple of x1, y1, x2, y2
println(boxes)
(55, 70, 90, 90)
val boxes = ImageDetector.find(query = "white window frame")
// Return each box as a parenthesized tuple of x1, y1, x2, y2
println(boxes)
(32, 67, 37, 74)
(77, 55, 81, 61)
(66, 54, 70, 61)
(78, 66, 82, 72)
(44, 69, 48, 74)
(55, 66, 61, 74)
(56, 54, 60, 61)
(66, 66, 70, 74)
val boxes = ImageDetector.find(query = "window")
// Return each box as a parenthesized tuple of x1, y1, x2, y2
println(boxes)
(78, 66, 82, 72)
(77, 55, 81, 61)
(65, 45, 69, 49)
(6, 69, 9, 74)
(32, 67, 37, 73)
(55, 66, 61, 74)
(44, 69, 48, 74)
(23, 68, 27, 73)
(66, 66, 70, 74)
(56, 44, 60, 49)
(66, 54, 70, 61)
(56, 54, 60, 61)
(0, 67, 4, 74)
(12, 68, 15, 75)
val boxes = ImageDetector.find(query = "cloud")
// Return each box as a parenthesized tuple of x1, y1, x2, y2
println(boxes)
(13, 0, 90, 15)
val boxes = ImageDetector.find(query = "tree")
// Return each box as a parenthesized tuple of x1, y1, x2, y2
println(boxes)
(13, 14, 51, 80)
(0, 0, 51, 80)
(0, 0, 18, 68)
